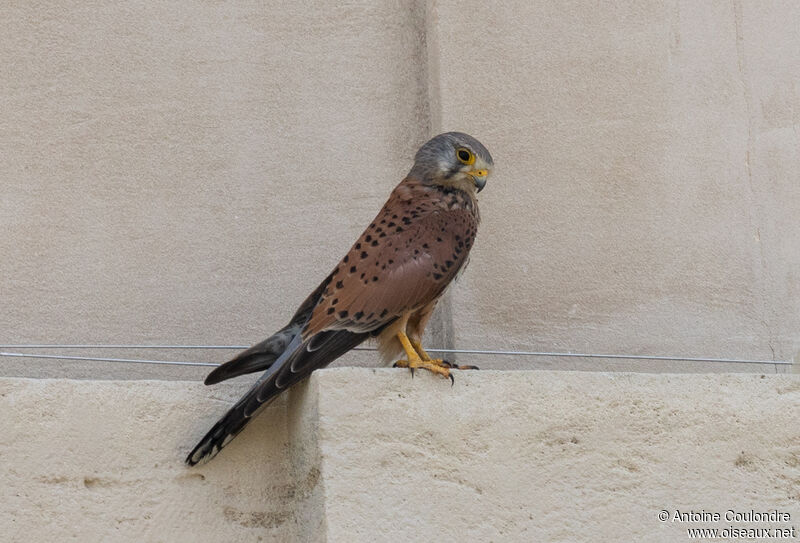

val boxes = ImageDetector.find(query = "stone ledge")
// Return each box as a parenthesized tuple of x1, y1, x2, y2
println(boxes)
(1, 369, 798, 542)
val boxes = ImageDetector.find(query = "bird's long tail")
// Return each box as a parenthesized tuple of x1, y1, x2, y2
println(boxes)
(186, 329, 371, 465)
(186, 334, 303, 466)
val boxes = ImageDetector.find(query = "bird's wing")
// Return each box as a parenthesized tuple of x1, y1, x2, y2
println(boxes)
(203, 275, 332, 385)
(304, 195, 478, 337)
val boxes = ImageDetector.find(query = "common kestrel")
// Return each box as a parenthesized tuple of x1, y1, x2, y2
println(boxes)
(187, 132, 493, 465)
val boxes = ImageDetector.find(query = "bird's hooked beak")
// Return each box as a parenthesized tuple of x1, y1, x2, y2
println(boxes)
(468, 169, 489, 192)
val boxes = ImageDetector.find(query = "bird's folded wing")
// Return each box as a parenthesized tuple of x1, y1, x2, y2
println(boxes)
(203, 269, 335, 385)
(304, 208, 476, 336)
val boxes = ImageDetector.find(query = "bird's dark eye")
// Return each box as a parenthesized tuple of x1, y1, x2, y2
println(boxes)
(456, 148, 474, 165)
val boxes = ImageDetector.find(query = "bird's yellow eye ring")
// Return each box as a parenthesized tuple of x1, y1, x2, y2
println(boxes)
(456, 147, 475, 165)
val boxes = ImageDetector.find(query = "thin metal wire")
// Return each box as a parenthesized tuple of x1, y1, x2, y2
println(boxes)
(0, 344, 791, 367)
(0, 344, 248, 350)
(424, 348, 792, 365)
(0, 351, 218, 367)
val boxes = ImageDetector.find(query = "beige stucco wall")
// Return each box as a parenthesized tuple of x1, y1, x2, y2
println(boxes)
(430, 0, 800, 371)
(2, 0, 799, 380)
(2, 370, 798, 542)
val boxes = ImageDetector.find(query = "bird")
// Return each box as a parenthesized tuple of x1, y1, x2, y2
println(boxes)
(186, 132, 493, 466)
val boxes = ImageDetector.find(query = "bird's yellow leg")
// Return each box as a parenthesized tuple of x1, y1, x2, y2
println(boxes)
(393, 332, 453, 383)
(409, 338, 440, 364)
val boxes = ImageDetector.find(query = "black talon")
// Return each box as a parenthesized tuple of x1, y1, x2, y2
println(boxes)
(409, 367, 415, 379)
(441, 360, 453, 368)
(449, 373, 455, 386)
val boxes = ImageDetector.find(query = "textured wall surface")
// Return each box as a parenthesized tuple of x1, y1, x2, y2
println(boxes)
(2, 1, 799, 380)
(2, 369, 798, 542)
(429, 0, 800, 371)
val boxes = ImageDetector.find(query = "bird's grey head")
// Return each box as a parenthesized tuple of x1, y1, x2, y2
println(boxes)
(409, 132, 494, 193)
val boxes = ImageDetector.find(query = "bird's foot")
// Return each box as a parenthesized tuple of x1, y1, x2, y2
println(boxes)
(393, 358, 454, 385)
(412, 343, 479, 370)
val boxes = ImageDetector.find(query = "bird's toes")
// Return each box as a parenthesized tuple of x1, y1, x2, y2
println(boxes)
(440, 360, 478, 370)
